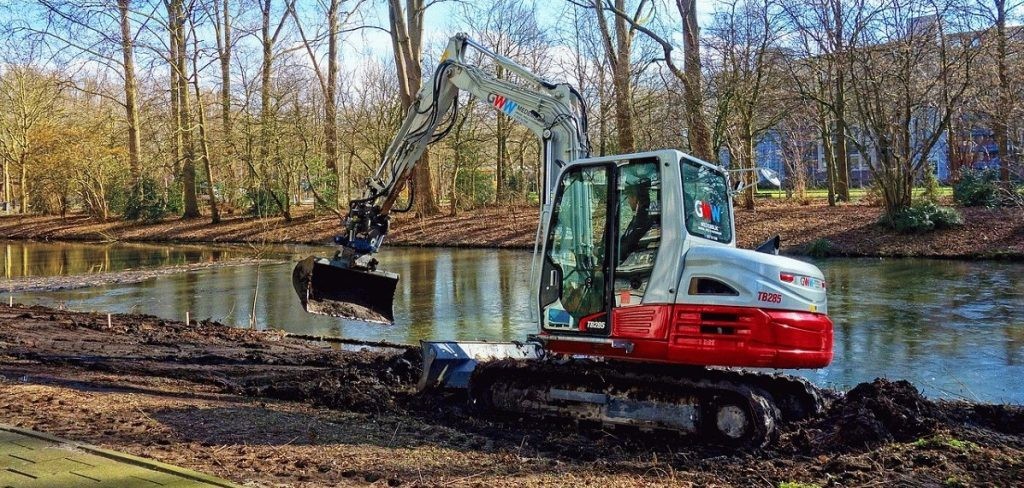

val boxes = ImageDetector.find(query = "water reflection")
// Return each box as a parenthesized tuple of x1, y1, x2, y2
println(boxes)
(1, 240, 250, 279)
(813, 258, 1024, 403)
(7, 240, 1023, 404)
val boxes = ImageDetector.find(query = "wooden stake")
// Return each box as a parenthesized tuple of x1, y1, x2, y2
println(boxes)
(107, 314, 112, 328)
(186, 311, 190, 325)
(8, 296, 12, 307)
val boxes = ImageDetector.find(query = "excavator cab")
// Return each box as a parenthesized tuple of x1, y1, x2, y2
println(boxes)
(538, 156, 664, 334)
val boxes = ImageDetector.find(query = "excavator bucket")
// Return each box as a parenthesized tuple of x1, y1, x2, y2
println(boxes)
(292, 256, 399, 324)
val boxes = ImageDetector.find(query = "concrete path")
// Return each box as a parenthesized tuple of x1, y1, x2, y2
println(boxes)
(0, 425, 239, 488)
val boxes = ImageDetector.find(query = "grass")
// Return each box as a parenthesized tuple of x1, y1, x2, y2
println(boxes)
(911, 435, 979, 451)
(779, 482, 822, 488)
(757, 186, 954, 199)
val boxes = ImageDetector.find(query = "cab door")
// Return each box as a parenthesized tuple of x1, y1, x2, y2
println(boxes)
(539, 164, 613, 334)
(539, 157, 662, 336)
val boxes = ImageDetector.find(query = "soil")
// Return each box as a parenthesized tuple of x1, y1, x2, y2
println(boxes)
(2, 304, 1022, 486)
(3, 200, 1022, 259)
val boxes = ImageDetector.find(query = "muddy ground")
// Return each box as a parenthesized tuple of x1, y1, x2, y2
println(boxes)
(1, 305, 1022, 487)
(3, 200, 1022, 259)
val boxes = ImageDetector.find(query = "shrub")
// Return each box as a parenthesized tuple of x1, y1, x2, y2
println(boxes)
(454, 168, 495, 210)
(880, 202, 963, 233)
(863, 181, 884, 207)
(805, 238, 834, 258)
(953, 168, 1000, 207)
(920, 163, 941, 203)
(124, 178, 177, 223)
(245, 187, 285, 217)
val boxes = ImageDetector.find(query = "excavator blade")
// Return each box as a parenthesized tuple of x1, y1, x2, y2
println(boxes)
(292, 256, 398, 324)
(417, 340, 544, 392)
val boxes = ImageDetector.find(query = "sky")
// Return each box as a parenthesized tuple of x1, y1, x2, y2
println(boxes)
(330, 0, 717, 78)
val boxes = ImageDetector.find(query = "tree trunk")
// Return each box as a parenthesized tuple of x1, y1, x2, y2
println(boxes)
(257, 0, 290, 220)
(173, 0, 200, 219)
(834, 73, 850, 201)
(995, 0, 1011, 182)
(495, 64, 508, 202)
(326, 0, 341, 207)
(168, 1, 182, 178)
(117, 0, 142, 190)
(215, 0, 236, 204)
(2, 158, 9, 212)
(193, 61, 220, 223)
(259, 0, 272, 191)
(820, 114, 837, 206)
(611, 0, 634, 152)
(387, 0, 439, 216)
(679, 0, 713, 161)
(18, 153, 27, 213)
(592, 0, 636, 153)
(741, 124, 755, 210)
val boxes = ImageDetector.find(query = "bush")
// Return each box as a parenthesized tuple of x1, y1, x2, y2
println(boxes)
(123, 178, 178, 223)
(864, 181, 884, 207)
(880, 202, 963, 233)
(245, 187, 285, 217)
(920, 163, 941, 203)
(454, 169, 494, 210)
(953, 168, 1000, 207)
(805, 238, 834, 258)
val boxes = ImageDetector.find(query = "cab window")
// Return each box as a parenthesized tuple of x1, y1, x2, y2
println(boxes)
(614, 159, 661, 306)
(682, 157, 732, 243)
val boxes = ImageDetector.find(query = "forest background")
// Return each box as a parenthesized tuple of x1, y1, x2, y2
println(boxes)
(0, 0, 1021, 229)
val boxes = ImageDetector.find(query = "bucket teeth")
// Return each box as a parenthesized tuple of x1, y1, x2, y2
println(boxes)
(292, 256, 398, 324)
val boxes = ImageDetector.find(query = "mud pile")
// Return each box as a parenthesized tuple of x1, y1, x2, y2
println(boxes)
(792, 378, 940, 452)
(237, 348, 421, 413)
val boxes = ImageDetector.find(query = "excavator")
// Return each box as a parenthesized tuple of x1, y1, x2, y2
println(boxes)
(293, 33, 833, 446)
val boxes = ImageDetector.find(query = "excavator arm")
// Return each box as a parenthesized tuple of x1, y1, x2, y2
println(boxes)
(293, 33, 589, 323)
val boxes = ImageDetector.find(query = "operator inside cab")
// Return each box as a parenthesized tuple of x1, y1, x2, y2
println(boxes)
(614, 163, 661, 307)
(618, 180, 653, 264)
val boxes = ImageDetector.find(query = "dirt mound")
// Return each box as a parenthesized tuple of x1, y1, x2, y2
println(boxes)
(941, 402, 1024, 437)
(237, 348, 421, 413)
(815, 378, 939, 451)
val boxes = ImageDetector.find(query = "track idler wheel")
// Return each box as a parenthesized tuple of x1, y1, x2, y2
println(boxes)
(701, 387, 777, 448)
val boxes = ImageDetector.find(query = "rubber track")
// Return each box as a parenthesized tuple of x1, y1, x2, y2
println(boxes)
(469, 359, 800, 447)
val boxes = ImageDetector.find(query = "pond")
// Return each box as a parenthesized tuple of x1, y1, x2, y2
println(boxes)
(4, 240, 1022, 404)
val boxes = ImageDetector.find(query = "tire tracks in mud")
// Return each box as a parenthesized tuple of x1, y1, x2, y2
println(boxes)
(2, 305, 1023, 486)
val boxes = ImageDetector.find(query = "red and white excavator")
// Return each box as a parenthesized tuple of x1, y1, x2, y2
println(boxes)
(293, 33, 833, 446)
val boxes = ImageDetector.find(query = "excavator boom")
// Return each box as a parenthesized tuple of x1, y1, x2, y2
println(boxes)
(293, 33, 588, 322)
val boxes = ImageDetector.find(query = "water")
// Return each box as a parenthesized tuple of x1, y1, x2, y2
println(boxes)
(3, 240, 1022, 404)
(0, 240, 255, 278)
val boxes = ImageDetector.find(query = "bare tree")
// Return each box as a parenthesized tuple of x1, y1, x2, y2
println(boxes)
(708, 0, 788, 209)
(291, 0, 366, 213)
(210, 0, 238, 204)
(588, 0, 650, 153)
(386, 0, 440, 216)
(19, 0, 143, 192)
(597, 0, 716, 161)
(0, 65, 65, 213)
(256, 0, 295, 220)
(846, 1, 977, 216)
(167, 0, 200, 218)
(983, 0, 1022, 182)
(463, 0, 548, 201)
